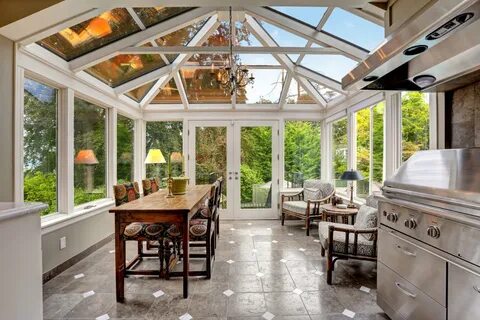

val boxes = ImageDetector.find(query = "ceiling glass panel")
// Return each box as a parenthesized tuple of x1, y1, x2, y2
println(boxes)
(155, 19, 208, 63)
(86, 54, 166, 87)
(38, 8, 141, 61)
(151, 78, 182, 104)
(125, 81, 155, 102)
(260, 21, 308, 47)
(310, 81, 342, 102)
(236, 69, 286, 104)
(322, 8, 384, 51)
(238, 54, 280, 66)
(132, 7, 193, 28)
(180, 68, 231, 104)
(301, 55, 358, 82)
(270, 7, 327, 27)
(286, 78, 315, 104)
(236, 21, 261, 46)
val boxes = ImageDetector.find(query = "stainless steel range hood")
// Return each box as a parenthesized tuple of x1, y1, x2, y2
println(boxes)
(342, 0, 480, 92)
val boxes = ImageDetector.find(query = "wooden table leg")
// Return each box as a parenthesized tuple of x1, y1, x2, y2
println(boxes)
(115, 216, 125, 302)
(182, 218, 190, 298)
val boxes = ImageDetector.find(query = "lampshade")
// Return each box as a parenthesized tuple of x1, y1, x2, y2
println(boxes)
(170, 152, 183, 163)
(86, 17, 112, 38)
(74, 149, 99, 165)
(145, 149, 166, 164)
(340, 170, 364, 181)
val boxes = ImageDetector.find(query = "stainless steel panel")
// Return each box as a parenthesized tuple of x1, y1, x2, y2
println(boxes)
(448, 263, 480, 320)
(378, 262, 446, 320)
(378, 228, 446, 306)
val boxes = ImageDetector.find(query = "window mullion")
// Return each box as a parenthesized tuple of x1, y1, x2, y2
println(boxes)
(107, 108, 117, 198)
(58, 88, 74, 214)
(369, 106, 374, 196)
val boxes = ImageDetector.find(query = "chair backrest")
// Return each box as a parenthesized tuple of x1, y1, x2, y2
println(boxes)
(215, 177, 224, 209)
(142, 177, 160, 196)
(303, 179, 335, 201)
(113, 182, 140, 206)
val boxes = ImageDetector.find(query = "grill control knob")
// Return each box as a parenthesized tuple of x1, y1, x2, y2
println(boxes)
(404, 218, 417, 229)
(427, 226, 441, 239)
(387, 212, 399, 223)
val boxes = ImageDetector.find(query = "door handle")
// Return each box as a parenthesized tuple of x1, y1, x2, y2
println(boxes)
(229, 177, 232, 180)
(395, 282, 417, 298)
(396, 245, 416, 257)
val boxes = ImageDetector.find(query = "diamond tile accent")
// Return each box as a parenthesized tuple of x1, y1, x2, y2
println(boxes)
(229, 241, 235, 244)
(96, 314, 110, 320)
(298, 248, 306, 252)
(223, 289, 235, 297)
(313, 239, 320, 243)
(82, 290, 95, 298)
(109, 250, 115, 254)
(226, 259, 235, 264)
(280, 259, 287, 263)
(343, 309, 356, 318)
(263, 311, 275, 320)
(267, 228, 272, 231)
(153, 290, 165, 298)
(248, 223, 252, 225)
(293, 288, 303, 295)
(287, 233, 294, 236)
(272, 240, 278, 244)
(179, 313, 193, 320)
(74, 273, 85, 279)
(313, 270, 324, 276)
(256, 272, 265, 278)
(230, 228, 236, 231)
(252, 249, 258, 253)
(360, 286, 371, 293)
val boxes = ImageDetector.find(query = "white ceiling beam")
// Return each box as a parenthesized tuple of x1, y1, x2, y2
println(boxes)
(126, 8, 147, 30)
(246, 15, 325, 108)
(69, 7, 216, 72)
(138, 74, 169, 108)
(245, 6, 368, 61)
(296, 76, 328, 108)
(346, 8, 384, 26)
(174, 71, 190, 110)
(114, 65, 172, 95)
(86, 1, 378, 7)
(119, 46, 340, 54)
(278, 73, 293, 110)
(295, 65, 346, 94)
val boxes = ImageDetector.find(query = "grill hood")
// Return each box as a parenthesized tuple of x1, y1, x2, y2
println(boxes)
(342, 0, 480, 92)
(383, 149, 480, 217)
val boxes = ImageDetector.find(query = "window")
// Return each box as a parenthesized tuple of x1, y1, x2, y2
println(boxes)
(332, 117, 348, 193)
(117, 115, 135, 183)
(300, 55, 358, 82)
(145, 121, 183, 187)
(237, 69, 286, 104)
(74, 98, 107, 206)
(401, 92, 430, 162)
(23, 79, 58, 215)
(270, 7, 327, 28)
(285, 79, 315, 104)
(355, 102, 385, 199)
(284, 121, 321, 187)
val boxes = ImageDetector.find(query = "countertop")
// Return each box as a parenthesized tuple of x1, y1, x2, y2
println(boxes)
(0, 202, 47, 222)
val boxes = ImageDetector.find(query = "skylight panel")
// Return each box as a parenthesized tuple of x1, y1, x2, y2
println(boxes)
(286, 78, 315, 104)
(238, 54, 280, 66)
(260, 21, 308, 47)
(236, 69, 286, 104)
(322, 8, 384, 51)
(236, 21, 262, 46)
(125, 81, 155, 102)
(310, 81, 342, 102)
(151, 78, 182, 104)
(301, 55, 358, 82)
(132, 7, 193, 28)
(86, 54, 167, 87)
(180, 68, 232, 104)
(270, 7, 327, 28)
(38, 8, 141, 61)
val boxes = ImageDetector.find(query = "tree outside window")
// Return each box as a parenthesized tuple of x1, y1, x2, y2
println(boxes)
(332, 117, 348, 193)
(117, 115, 134, 183)
(402, 92, 429, 162)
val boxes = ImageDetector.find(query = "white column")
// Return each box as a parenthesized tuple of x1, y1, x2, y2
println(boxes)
(57, 88, 74, 214)
(321, 120, 331, 182)
(384, 92, 402, 180)
(134, 119, 146, 192)
(107, 107, 117, 198)
(14, 66, 25, 202)
(436, 92, 446, 149)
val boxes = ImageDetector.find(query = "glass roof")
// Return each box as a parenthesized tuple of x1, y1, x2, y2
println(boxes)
(132, 7, 193, 28)
(238, 54, 280, 66)
(300, 55, 358, 82)
(125, 81, 155, 102)
(270, 7, 327, 28)
(260, 21, 308, 47)
(237, 69, 286, 104)
(38, 8, 140, 61)
(322, 8, 384, 51)
(286, 78, 315, 104)
(180, 68, 232, 104)
(151, 78, 182, 104)
(310, 81, 341, 102)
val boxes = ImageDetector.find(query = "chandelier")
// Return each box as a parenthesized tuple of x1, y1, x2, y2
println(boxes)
(215, 7, 255, 96)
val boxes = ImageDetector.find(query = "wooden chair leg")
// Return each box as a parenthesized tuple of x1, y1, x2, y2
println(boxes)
(281, 210, 285, 226)
(321, 246, 325, 257)
(327, 251, 333, 285)
(146, 241, 151, 250)
(306, 218, 310, 236)
(137, 241, 143, 259)
(216, 218, 220, 238)
(206, 237, 212, 279)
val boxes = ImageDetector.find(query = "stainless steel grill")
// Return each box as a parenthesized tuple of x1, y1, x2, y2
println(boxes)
(377, 149, 480, 320)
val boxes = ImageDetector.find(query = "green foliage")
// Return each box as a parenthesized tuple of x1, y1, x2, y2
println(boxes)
(240, 164, 264, 204)
(24, 172, 57, 216)
(402, 92, 430, 161)
(117, 115, 134, 182)
(332, 118, 348, 182)
(74, 187, 106, 206)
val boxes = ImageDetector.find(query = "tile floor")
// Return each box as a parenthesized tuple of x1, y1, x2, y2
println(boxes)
(43, 220, 388, 320)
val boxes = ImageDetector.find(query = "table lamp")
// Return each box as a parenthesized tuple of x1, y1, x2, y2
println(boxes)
(145, 148, 166, 179)
(74, 149, 99, 192)
(340, 169, 364, 208)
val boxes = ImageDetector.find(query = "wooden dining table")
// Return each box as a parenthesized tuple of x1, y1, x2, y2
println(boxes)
(109, 184, 211, 302)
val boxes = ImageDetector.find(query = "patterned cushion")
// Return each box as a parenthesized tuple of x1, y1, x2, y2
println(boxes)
(189, 219, 208, 241)
(318, 222, 376, 257)
(304, 180, 334, 200)
(304, 188, 321, 201)
(365, 194, 379, 209)
(283, 201, 308, 214)
(143, 177, 160, 196)
(123, 223, 171, 240)
(113, 182, 140, 206)
(354, 205, 378, 241)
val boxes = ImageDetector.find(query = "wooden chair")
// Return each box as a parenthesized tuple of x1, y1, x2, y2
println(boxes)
(142, 177, 161, 251)
(318, 195, 378, 284)
(213, 177, 224, 242)
(281, 179, 335, 235)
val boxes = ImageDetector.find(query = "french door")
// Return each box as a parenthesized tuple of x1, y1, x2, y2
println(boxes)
(187, 120, 279, 219)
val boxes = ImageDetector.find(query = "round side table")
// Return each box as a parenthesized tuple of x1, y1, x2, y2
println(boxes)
(322, 204, 359, 225)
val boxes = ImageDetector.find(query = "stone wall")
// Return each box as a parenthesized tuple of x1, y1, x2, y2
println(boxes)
(449, 81, 480, 148)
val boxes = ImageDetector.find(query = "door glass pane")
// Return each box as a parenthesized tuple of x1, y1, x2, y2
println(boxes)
(332, 118, 348, 194)
(372, 102, 385, 193)
(195, 127, 228, 209)
(240, 126, 272, 209)
(117, 114, 135, 184)
(356, 108, 370, 199)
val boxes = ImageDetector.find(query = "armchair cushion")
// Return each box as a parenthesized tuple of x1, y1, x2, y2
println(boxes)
(283, 200, 308, 215)
(354, 205, 378, 241)
(318, 222, 376, 257)
(189, 219, 209, 241)
(303, 180, 334, 201)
